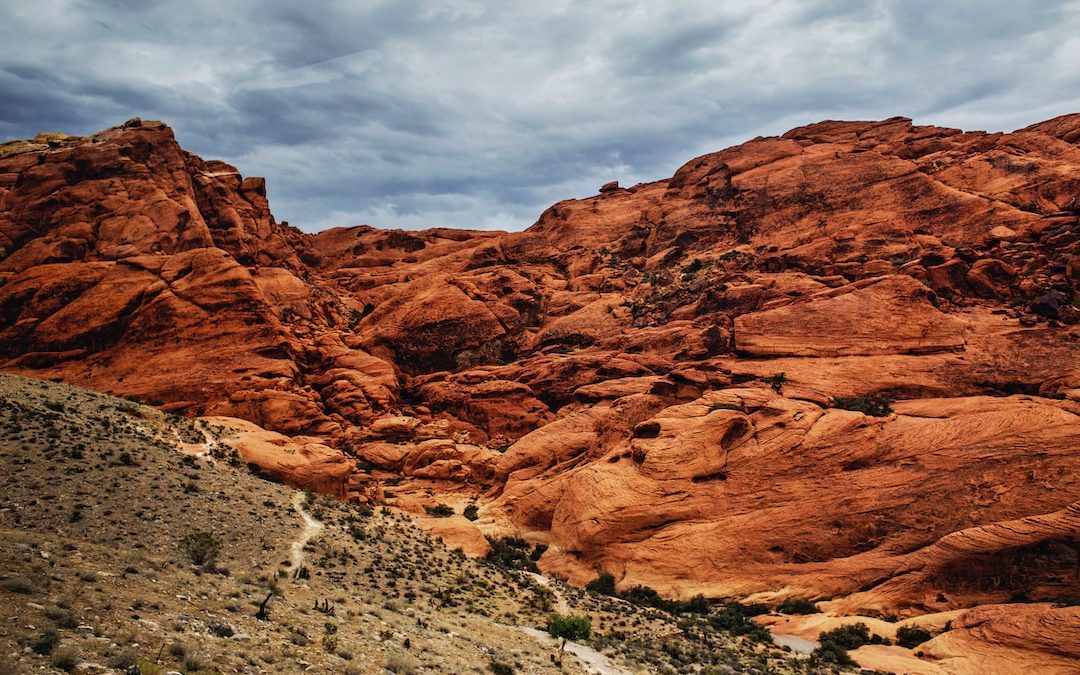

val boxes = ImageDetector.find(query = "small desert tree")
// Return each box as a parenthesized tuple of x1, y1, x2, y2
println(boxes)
(546, 614, 591, 641)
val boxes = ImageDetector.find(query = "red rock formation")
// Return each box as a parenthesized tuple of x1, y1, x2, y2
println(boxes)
(2, 116, 1080, 673)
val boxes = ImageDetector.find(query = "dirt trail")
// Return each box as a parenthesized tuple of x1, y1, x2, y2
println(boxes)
(519, 573, 639, 674)
(289, 492, 324, 573)
(526, 571, 571, 613)
(518, 626, 636, 675)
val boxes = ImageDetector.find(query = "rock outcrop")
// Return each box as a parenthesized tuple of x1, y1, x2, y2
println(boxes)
(2, 115, 1080, 673)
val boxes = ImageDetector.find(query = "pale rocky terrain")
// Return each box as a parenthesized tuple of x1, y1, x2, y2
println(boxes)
(2, 114, 1080, 673)
(0, 374, 810, 674)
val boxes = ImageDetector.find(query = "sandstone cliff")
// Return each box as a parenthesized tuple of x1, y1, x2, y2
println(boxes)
(2, 116, 1079, 673)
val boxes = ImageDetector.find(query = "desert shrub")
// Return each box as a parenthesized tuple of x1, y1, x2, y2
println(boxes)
(424, 504, 454, 518)
(736, 601, 770, 616)
(528, 585, 554, 612)
(818, 623, 870, 649)
(44, 605, 79, 628)
(762, 372, 786, 393)
(812, 639, 856, 666)
(107, 650, 139, 669)
(834, 395, 892, 417)
(617, 584, 711, 615)
(321, 633, 338, 654)
(1053, 595, 1080, 608)
(183, 652, 206, 672)
(585, 571, 617, 596)
(708, 602, 774, 644)
(489, 658, 515, 675)
(32, 629, 60, 655)
(385, 653, 416, 674)
(246, 462, 282, 483)
(777, 598, 820, 614)
(682, 259, 703, 274)
(529, 543, 547, 561)
(620, 584, 665, 608)
(0, 576, 36, 594)
(546, 613, 591, 641)
(51, 646, 80, 671)
(896, 625, 933, 648)
(463, 504, 480, 521)
(484, 537, 539, 572)
(683, 593, 710, 614)
(180, 531, 220, 568)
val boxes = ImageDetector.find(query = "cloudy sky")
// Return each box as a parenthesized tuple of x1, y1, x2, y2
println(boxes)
(2, 1, 1080, 232)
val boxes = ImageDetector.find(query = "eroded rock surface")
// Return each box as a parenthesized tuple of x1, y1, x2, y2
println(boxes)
(3, 115, 1080, 673)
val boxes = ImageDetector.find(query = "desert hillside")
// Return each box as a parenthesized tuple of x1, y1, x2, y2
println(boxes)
(1, 115, 1079, 673)
(0, 374, 813, 674)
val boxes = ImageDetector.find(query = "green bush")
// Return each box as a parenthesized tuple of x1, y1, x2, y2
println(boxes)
(812, 639, 856, 666)
(834, 395, 892, 417)
(546, 614, 591, 641)
(618, 584, 713, 615)
(819, 623, 870, 649)
(484, 537, 539, 573)
(708, 602, 774, 644)
(620, 584, 665, 608)
(777, 598, 820, 614)
(585, 572, 616, 596)
(180, 531, 220, 568)
(424, 504, 454, 518)
(463, 504, 480, 521)
(896, 625, 933, 648)
(684, 593, 710, 614)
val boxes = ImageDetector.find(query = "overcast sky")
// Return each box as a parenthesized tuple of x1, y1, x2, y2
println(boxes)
(2, 1, 1080, 232)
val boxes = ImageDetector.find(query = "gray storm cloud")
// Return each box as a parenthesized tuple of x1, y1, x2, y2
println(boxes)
(2, 0, 1079, 231)
(232, 51, 384, 94)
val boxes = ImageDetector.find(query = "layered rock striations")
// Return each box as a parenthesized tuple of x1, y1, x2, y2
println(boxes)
(2, 116, 1079, 651)
(0, 120, 402, 441)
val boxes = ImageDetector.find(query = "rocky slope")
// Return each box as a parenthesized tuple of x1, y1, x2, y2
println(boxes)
(2, 115, 1080, 672)
(1, 374, 808, 674)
